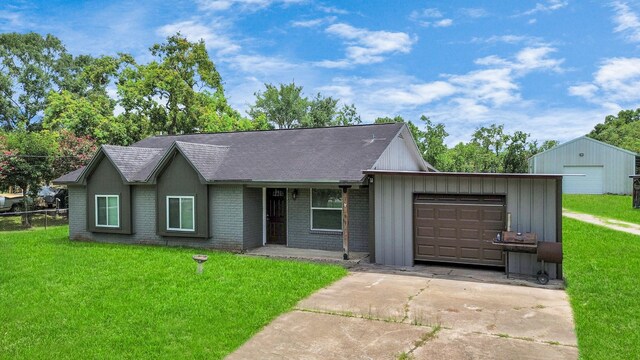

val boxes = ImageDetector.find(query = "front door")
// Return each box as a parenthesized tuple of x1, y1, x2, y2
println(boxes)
(267, 188, 287, 245)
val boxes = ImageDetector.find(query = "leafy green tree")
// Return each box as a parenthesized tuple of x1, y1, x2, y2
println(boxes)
(249, 82, 308, 129)
(334, 103, 362, 126)
(0, 33, 68, 130)
(117, 33, 226, 135)
(0, 130, 57, 226)
(303, 93, 338, 128)
(588, 108, 640, 153)
(470, 124, 509, 173)
(50, 130, 97, 181)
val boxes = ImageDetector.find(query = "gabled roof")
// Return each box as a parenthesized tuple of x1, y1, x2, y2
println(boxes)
(529, 136, 639, 160)
(54, 122, 417, 185)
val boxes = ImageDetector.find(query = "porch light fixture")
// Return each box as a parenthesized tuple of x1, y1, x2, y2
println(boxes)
(292, 189, 298, 200)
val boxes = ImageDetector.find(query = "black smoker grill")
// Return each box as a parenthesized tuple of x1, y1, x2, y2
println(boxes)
(493, 231, 563, 285)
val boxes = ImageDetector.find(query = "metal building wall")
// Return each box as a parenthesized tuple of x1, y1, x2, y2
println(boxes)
(529, 137, 636, 194)
(374, 174, 560, 278)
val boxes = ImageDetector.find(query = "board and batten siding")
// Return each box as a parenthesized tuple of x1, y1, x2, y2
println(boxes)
(372, 126, 426, 171)
(374, 174, 559, 279)
(529, 136, 636, 194)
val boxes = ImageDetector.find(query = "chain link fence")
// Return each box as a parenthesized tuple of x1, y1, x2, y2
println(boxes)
(0, 208, 69, 231)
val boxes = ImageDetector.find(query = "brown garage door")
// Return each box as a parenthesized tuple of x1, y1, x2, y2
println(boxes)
(414, 194, 505, 266)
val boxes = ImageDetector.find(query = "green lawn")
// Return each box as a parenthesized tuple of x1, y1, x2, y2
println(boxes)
(563, 194, 640, 224)
(0, 226, 347, 359)
(563, 217, 640, 359)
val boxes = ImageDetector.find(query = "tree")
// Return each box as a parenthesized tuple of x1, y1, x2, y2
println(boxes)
(303, 93, 338, 128)
(471, 124, 509, 173)
(248, 82, 308, 129)
(588, 108, 640, 153)
(117, 33, 227, 135)
(334, 103, 362, 126)
(50, 130, 97, 182)
(0, 33, 68, 130)
(0, 131, 57, 226)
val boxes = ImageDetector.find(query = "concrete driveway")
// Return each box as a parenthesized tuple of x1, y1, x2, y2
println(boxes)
(228, 272, 578, 359)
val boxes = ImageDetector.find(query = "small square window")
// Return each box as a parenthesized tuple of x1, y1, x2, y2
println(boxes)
(167, 196, 195, 231)
(95, 195, 119, 227)
(310, 189, 342, 231)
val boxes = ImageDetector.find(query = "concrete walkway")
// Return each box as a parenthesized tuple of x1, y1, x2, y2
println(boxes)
(228, 272, 578, 359)
(563, 209, 640, 236)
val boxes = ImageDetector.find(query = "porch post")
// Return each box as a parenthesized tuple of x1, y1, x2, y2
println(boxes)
(340, 185, 351, 260)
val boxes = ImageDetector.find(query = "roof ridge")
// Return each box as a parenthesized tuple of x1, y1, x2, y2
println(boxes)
(174, 140, 230, 149)
(138, 122, 404, 140)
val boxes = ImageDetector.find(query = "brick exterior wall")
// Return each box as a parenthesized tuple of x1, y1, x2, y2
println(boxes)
(68, 184, 369, 253)
(243, 187, 263, 249)
(209, 185, 244, 250)
(287, 188, 369, 252)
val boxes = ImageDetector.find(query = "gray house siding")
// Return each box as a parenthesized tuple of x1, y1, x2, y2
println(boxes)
(209, 185, 244, 250)
(243, 187, 263, 249)
(86, 157, 132, 234)
(374, 174, 559, 279)
(287, 187, 369, 252)
(529, 137, 636, 194)
(156, 152, 209, 238)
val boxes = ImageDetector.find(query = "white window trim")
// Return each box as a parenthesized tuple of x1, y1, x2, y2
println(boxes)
(95, 194, 120, 228)
(309, 188, 343, 232)
(166, 196, 195, 232)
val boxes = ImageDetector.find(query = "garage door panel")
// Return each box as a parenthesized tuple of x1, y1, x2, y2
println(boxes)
(483, 209, 504, 221)
(416, 226, 434, 237)
(437, 246, 457, 258)
(483, 249, 503, 261)
(416, 208, 435, 219)
(460, 247, 479, 259)
(436, 208, 457, 220)
(459, 209, 480, 220)
(414, 194, 505, 266)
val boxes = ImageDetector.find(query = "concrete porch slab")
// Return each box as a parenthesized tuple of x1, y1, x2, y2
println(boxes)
(244, 245, 369, 264)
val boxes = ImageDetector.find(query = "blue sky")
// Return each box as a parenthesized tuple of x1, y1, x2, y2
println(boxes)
(2, 0, 640, 144)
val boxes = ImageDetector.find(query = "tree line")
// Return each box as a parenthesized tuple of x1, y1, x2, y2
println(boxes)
(2, 31, 636, 204)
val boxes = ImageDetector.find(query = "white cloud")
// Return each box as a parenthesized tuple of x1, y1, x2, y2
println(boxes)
(0, 10, 23, 30)
(223, 54, 298, 74)
(569, 57, 640, 108)
(291, 16, 335, 28)
(611, 1, 640, 42)
(317, 5, 348, 14)
(371, 81, 457, 107)
(409, 7, 453, 27)
(157, 19, 241, 55)
(459, 8, 488, 18)
(475, 46, 564, 74)
(471, 34, 543, 45)
(196, 0, 303, 12)
(317, 23, 416, 67)
(434, 19, 453, 27)
(520, 0, 568, 16)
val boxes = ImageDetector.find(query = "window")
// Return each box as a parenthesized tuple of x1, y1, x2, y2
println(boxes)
(167, 196, 195, 231)
(95, 195, 119, 227)
(310, 189, 342, 231)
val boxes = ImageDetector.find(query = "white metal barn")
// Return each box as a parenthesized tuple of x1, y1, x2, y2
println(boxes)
(529, 136, 638, 195)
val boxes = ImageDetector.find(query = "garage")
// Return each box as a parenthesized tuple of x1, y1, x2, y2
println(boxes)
(562, 166, 603, 194)
(414, 194, 505, 266)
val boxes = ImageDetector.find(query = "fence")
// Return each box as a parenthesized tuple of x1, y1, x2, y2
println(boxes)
(0, 208, 69, 231)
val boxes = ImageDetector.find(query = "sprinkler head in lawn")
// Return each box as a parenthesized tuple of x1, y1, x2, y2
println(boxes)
(192, 254, 208, 274)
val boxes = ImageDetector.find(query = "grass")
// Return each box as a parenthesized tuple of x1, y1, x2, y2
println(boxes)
(0, 213, 68, 231)
(563, 194, 640, 224)
(563, 217, 640, 359)
(0, 227, 347, 359)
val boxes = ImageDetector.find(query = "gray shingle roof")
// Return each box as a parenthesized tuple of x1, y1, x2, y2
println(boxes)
(54, 123, 407, 184)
